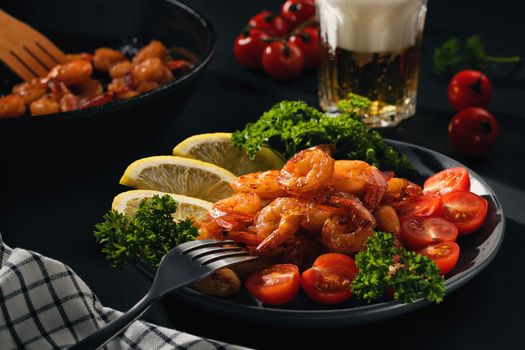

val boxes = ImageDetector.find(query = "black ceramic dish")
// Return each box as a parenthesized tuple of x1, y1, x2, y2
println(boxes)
(137, 140, 505, 328)
(0, 0, 214, 160)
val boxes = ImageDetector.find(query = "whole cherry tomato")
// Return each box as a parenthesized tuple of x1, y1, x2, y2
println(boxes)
(245, 264, 300, 305)
(288, 27, 320, 68)
(248, 11, 292, 37)
(262, 41, 304, 80)
(440, 190, 488, 235)
(423, 167, 470, 195)
(448, 70, 492, 111)
(418, 242, 460, 276)
(301, 253, 358, 304)
(281, 0, 316, 26)
(400, 216, 458, 250)
(448, 107, 499, 156)
(233, 29, 270, 69)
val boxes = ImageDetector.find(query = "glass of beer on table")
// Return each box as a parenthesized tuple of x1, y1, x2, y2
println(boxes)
(317, 0, 428, 127)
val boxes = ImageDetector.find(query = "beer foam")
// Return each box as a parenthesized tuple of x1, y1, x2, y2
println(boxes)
(317, 0, 427, 53)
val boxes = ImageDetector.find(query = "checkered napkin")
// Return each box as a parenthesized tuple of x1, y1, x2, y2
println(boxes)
(0, 235, 248, 350)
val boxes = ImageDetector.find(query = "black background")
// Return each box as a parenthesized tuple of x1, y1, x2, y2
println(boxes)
(1, 0, 525, 349)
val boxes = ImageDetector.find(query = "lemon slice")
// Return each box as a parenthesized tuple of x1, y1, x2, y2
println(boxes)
(119, 156, 236, 202)
(112, 190, 212, 221)
(172, 132, 284, 175)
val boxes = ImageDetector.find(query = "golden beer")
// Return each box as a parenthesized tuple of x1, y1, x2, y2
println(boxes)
(317, 0, 428, 127)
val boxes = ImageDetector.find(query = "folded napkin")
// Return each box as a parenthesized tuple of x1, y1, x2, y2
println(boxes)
(0, 235, 247, 350)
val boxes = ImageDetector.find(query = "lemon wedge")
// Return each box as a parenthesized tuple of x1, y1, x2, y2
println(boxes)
(119, 156, 236, 202)
(111, 190, 212, 221)
(172, 132, 284, 175)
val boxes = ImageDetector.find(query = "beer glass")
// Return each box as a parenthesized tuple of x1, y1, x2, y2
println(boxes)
(317, 0, 428, 127)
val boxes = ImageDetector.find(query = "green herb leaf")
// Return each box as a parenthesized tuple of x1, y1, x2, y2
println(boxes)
(352, 232, 445, 304)
(433, 37, 462, 76)
(231, 95, 414, 173)
(94, 195, 198, 268)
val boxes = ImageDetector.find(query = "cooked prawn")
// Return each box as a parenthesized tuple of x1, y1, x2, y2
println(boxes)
(93, 48, 126, 72)
(278, 146, 335, 195)
(318, 195, 376, 254)
(230, 170, 287, 200)
(0, 95, 26, 118)
(12, 79, 47, 105)
(327, 160, 387, 210)
(47, 60, 93, 86)
(253, 197, 304, 256)
(374, 205, 400, 237)
(300, 201, 346, 233)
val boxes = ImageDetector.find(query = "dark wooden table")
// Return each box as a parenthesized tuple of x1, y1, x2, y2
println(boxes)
(1, 0, 524, 349)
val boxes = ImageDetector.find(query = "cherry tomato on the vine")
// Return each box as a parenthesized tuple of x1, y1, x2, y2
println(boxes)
(418, 242, 460, 275)
(248, 11, 292, 37)
(233, 29, 270, 69)
(448, 70, 492, 111)
(440, 190, 488, 235)
(423, 167, 470, 195)
(262, 41, 304, 80)
(281, 0, 316, 26)
(448, 107, 499, 156)
(245, 264, 300, 305)
(288, 27, 320, 68)
(400, 216, 458, 250)
(301, 253, 358, 304)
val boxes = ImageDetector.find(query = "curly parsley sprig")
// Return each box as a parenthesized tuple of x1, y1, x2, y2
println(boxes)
(231, 95, 414, 173)
(94, 195, 198, 268)
(352, 232, 445, 304)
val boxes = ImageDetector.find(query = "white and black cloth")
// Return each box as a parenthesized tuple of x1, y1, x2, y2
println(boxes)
(0, 235, 247, 350)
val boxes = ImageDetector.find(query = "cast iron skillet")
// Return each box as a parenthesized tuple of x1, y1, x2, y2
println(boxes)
(138, 140, 505, 328)
(0, 0, 215, 125)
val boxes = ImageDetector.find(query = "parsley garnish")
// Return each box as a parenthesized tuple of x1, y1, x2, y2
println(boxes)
(434, 35, 521, 76)
(231, 95, 414, 173)
(352, 232, 445, 304)
(94, 195, 198, 268)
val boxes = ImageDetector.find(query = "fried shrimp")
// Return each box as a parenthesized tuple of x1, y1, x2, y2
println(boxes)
(327, 160, 387, 210)
(230, 170, 287, 200)
(318, 195, 376, 254)
(278, 146, 335, 194)
(253, 197, 304, 256)
(209, 192, 262, 231)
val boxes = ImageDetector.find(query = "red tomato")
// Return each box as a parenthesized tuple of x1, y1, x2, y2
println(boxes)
(423, 167, 470, 195)
(448, 70, 492, 111)
(448, 107, 499, 157)
(288, 27, 320, 68)
(418, 242, 460, 275)
(440, 190, 488, 235)
(262, 42, 304, 80)
(281, 0, 316, 26)
(233, 29, 270, 69)
(248, 11, 292, 37)
(391, 192, 443, 219)
(245, 264, 300, 305)
(400, 216, 458, 250)
(301, 253, 358, 304)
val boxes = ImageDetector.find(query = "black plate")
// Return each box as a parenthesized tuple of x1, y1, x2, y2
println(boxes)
(137, 139, 505, 328)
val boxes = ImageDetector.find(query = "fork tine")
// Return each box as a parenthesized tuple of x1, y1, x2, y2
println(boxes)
(34, 40, 67, 65)
(177, 239, 236, 254)
(197, 251, 251, 266)
(10, 47, 48, 77)
(0, 46, 38, 81)
(205, 256, 259, 271)
(185, 246, 246, 260)
(27, 42, 56, 70)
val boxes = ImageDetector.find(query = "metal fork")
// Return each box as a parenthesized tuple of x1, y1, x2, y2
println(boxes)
(70, 240, 257, 350)
(0, 9, 67, 81)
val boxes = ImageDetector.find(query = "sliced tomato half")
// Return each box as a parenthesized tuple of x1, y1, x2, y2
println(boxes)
(245, 264, 300, 305)
(424, 167, 470, 194)
(440, 190, 488, 234)
(391, 192, 443, 219)
(418, 241, 460, 275)
(400, 216, 458, 250)
(301, 253, 358, 305)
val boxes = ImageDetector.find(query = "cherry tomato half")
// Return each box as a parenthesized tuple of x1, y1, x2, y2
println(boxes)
(423, 167, 470, 195)
(288, 27, 320, 68)
(233, 29, 270, 69)
(448, 70, 492, 111)
(440, 190, 488, 235)
(448, 107, 499, 157)
(262, 42, 304, 80)
(301, 253, 358, 304)
(245, 264, 300, 305)
(400, 216, 458, 250)
(248, 11, 292, 37)
(281, 0, 316, 26)
(391, 192, 442, 219)
(418, 242, 460, 275)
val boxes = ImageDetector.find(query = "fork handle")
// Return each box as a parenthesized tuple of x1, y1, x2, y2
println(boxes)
(69, 293, 155, 350)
